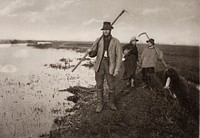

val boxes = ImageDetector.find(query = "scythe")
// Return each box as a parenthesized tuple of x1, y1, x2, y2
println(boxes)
(72, 10, 128, 72)
(138, 32, 177, 99)
(138, 32, 168, 68)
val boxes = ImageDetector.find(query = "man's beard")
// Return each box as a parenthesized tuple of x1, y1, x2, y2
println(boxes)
(103, 32, 111, 38)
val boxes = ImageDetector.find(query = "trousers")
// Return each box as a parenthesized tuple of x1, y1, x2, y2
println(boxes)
(95, 58, 115, 91)
(142, 67, 155, 85)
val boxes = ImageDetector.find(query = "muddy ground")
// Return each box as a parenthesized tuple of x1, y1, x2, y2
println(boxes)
(48, 69, 199, 138)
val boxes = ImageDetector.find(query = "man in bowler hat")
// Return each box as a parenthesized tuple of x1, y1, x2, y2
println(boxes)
(88, 21, 122, 113)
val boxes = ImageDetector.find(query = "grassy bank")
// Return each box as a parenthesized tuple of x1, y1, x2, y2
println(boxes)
(49, 73, 198, 138)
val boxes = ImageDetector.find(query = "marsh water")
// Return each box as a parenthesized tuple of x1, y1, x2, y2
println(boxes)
(0, 44, 95, 138)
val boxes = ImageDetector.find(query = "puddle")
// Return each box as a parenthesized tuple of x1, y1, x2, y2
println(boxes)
(0, 44, 95, 138)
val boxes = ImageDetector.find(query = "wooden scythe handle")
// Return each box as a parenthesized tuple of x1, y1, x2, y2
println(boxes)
(71, 10, 126, 72)
(138, 32, 168, 68)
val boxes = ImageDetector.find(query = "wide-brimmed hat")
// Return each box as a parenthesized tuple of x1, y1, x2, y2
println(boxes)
(130, 36, 139, 42)
(101, 21, 113, 30)
(146, 38, 155, 44)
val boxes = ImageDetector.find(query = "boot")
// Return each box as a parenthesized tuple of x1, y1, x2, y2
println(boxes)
(107, 91, 117, 110)
(96, 89, 104, 113)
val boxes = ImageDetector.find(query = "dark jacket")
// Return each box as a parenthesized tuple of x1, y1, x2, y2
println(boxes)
(122, 43, 138, 79)
(123, 43, 138, 61)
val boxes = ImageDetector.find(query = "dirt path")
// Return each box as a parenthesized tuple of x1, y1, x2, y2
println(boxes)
(48, 73, 198, 138)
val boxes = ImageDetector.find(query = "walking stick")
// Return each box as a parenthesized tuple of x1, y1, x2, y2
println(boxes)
(138, 32, 168, 68)
(72, 10, 128, 72)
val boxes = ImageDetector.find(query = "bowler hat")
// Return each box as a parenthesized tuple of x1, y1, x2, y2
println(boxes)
(146, 38, 155, 44)
(101, 21, 113, 30)
(130, 36, 139, 42)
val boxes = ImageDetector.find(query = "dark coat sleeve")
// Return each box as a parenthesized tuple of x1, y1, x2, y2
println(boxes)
(122, 44, 129, 51)
(89, 51, 97, 57)
(129, 45, 138, 61)
(134, 46, 139, 61)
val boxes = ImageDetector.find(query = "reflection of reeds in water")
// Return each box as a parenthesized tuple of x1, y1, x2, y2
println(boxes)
(44, 58, 74, 70)
(77, 57, 90, 61)
(82, 61, 94, 68)
(59, 45, 88, 53)
(45, 57, 94, 70)
(48, 63, 74, 70)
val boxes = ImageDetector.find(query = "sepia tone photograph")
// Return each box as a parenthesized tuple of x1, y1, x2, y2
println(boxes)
(0, 0, 199, 137)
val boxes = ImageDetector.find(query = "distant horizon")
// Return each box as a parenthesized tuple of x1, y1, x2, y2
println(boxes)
(0, 38, 199, 47)
(0, 0, 199, 46)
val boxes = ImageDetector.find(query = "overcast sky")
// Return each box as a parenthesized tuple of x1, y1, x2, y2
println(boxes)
(0, 0, 199, 45)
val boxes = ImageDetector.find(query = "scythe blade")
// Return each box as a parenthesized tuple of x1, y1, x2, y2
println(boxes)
(138, 32, 150, 39)
(138, 32, 146, 37)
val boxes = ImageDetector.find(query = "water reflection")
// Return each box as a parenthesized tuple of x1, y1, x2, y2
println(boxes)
(0, 44, 95, 138)
(12, 49, 30, 58)
(0, 44, 11, 48)
(0, 64, 17, 73)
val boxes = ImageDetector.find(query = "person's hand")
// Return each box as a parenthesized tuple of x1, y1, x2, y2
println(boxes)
(163, 85, 169, 89)
(87, 48, 92, 53)
(113, 71, 119, 77)
(123, 49, 130, 56)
